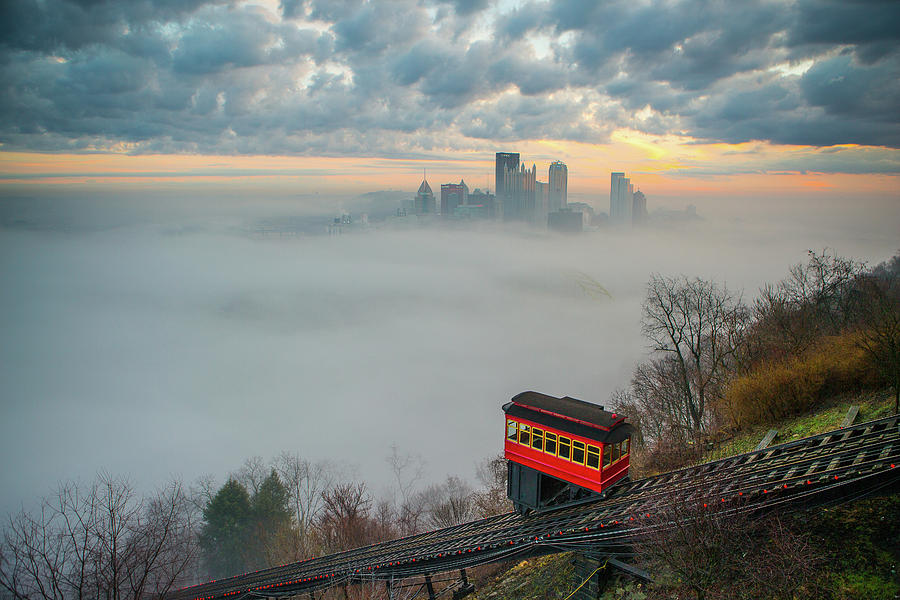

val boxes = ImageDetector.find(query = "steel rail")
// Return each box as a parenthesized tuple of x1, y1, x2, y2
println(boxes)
(169, 415, 899, 600)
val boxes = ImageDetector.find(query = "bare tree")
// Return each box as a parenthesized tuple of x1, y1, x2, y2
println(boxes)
(420, 477, 476, 529)
(55, 481, 100, 600)
(189, 474, 218, 514)
(633, 357, 694, 441)
(232, 456, 268, 496)
(856, 273, 900, 413)
(122, 481, 199, 599)
(370, 499, 398, 544)
(752, 249, 865, 360)
(274, 452, 334, 558)
(316, 483, 372, 553)
(784, 249, 864, 334)
(1, 501, 70, 600)
(641, 274, 747, 437)
(386, 445, 426, 535)
(93, 474, 140, 600)
(0, 476, 197, 600)
(473, 455, 512, 518)
(636, 499, 821, 600)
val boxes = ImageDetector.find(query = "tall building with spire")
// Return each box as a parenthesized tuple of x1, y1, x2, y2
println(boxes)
(414, 173, 435, 215)
(548, 161, 568, 213)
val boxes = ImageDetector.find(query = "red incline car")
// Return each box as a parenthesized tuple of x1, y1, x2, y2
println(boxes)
(504, 391, 635, 514)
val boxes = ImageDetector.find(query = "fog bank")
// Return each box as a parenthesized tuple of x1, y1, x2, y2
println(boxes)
(1, 195, 897, 516)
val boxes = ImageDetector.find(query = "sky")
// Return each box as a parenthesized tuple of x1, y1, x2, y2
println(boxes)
(0, 0, 899, 198)
(0, 0, 899, 516)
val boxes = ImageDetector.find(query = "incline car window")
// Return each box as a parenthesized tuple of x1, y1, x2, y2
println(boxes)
(558, 436, 571, 461)
(532, 428, 544, 451)
(544, 432, 557, 455)
(572, 440, 585, 465)
(507, 418, 619, 473)
(586, 445, 600, 469)
(518, 424, 531, 446)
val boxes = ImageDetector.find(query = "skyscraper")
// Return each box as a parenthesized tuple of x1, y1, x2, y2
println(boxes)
(499, 162, 536, 221)
(609, 172, 633, 225)
(414, 175, 435, 215)
(610, 172, 623, 221)
(495, 152, 520, 199)
(440, 180, 468, 217)
(632, 190, 648, 225)
(548, 161, 567, 212)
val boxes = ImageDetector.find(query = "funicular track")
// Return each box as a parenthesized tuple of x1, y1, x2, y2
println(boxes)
(172, 415, 900, 600)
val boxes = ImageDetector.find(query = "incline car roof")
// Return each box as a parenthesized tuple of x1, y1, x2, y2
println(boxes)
(508, 391, 625, 428)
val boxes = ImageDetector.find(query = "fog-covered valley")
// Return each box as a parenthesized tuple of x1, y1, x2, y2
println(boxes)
(1, 193, 897, 517)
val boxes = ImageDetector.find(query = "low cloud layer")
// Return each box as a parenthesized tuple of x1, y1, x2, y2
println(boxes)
(1, 0, 898, 161)
(1, 195, 898, 516)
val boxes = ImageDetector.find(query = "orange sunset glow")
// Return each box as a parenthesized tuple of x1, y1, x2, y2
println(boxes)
(3, 134, 897, 201)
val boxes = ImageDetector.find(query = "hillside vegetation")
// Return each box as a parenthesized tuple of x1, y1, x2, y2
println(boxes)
(470, 250, 900, 600)
(466, 389, 898, 600)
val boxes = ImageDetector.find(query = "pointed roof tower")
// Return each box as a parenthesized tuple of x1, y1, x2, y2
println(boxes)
(417, 168, 433, 196)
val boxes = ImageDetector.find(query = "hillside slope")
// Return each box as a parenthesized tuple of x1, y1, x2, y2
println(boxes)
(465, 389, 899, 600)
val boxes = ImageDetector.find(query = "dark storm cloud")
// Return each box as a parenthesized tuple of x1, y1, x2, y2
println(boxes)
(800, 54, 900, 121)
(442, 0, 491, 17)
(789, 0, 900, 62)
(0, 0, 898, 159)
(0, 0, 230, 53)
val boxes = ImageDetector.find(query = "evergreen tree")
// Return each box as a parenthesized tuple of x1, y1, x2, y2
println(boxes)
(247, 469, 293, 568)
(200, 479, 252, 579)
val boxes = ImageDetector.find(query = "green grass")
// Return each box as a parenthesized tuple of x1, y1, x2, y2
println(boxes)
(467, 553, 574, 600)
(703, 388, 896, 463)
(801, 496, 900, 600)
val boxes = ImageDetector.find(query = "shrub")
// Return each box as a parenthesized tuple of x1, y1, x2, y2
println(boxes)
(720, 332, 881, 428)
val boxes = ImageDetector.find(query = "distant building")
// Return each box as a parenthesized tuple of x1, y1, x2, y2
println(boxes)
(499, 162, 536, 221)
(548, 208, 583, 233)
(467, 188, 496, 218)
(414, 176, 435, 215)
(535, 180, 549, 225)
(454, 204, 489, 219)
(495, 152, 520, 202)
(567, 202, 594, 228)
(440, 180, 469, 217)
(632, 190, 647, 226)
(548, 161, 568, 212)
(609, 172, 634, 225)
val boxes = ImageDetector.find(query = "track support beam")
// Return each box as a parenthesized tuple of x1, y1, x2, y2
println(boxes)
(452, 569, 476, 599)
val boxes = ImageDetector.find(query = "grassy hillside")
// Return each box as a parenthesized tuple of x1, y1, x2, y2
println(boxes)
(467, 554, 574, 600)
(704, 387, 896, 462)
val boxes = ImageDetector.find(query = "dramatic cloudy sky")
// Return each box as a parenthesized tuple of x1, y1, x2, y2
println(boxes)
(1, 0, 899, 198)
